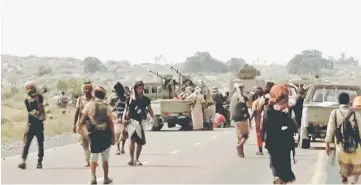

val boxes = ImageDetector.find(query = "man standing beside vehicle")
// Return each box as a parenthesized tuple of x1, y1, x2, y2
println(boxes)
(78, 86, 115, 184)
(73, 81, 94, 167)
(18, 81, 46, 169)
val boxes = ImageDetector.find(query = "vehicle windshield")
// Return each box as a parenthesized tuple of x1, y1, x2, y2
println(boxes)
(312, 87, 358, 103)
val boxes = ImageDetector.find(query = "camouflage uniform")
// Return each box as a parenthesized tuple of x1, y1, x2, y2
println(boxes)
(76, 96, 94, 165)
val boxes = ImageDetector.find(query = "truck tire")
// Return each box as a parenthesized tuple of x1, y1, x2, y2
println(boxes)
(151, 122, 163, 131)
(300, 138, 311, 149)
(150, 117, 163, 131)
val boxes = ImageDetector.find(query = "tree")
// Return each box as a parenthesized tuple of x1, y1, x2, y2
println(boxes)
(36, 66, 52, 77)
(56, 80, 68, 91)
(183, 52, 228, 73)
(287, 50, 333, 75)
(226, 58, 246, 72)
(83, 56, 107, 73)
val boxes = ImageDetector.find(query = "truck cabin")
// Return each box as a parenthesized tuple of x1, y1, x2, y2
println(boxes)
(143, 82, 163, 100)
(306, 84, 360, 105)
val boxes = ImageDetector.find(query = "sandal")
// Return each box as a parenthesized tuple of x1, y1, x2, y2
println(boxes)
(90, 177, 97, 185)
(120, 150, 125, 154)
(103, 177, 113, 184)
(128, 161, 135, 166)
(115, 151, 120, 155)
(256, 151, 264, 155)
(135, 161, 143, 166)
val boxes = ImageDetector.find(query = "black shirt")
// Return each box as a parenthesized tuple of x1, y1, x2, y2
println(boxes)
(263, 107, 297, 151)
(24, 94, 44, 128)
(128, 96, 151, 122)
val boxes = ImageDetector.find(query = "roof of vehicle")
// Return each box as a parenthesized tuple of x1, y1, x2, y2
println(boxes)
(310, 83, 361, 88)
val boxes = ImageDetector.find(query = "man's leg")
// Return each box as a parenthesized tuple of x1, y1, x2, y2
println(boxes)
(81, 134, 91, 167)
(128, 140, 135, 165)
(115, 133, 121, 155)
(135, 144, 143, 165)
(255, 122, 263, 155)
(101, 147, 113, 184)
(19, 130, 35, 169)
(35, 130, 45, 168)
(90, 153, 98, 184)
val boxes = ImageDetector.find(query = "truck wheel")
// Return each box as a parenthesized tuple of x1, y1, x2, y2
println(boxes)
(150, 117, 163, 131)
(151, 122, 163, 131)
(300, 138, 311, 149)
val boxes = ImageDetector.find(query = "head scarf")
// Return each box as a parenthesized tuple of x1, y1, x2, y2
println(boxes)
(194, 86, 201, 94)
(352, 96, 361, 108)
(113, 82, 126, 101)
(82, 81, 93, 92)
(269, 84, 289, 105)
(132, 81, 144, 100)
(24, 81, 36, 89)
(24, 81, 38, 95)
(234, 83, 245, 103)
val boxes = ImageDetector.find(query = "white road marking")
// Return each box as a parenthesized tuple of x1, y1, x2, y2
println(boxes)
(194, 142, 201, 146)
(310, 150, 328, 184)
(170, 150, 179, 154)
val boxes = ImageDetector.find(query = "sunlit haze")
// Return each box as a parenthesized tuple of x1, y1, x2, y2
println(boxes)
(1, 0, 360, 64)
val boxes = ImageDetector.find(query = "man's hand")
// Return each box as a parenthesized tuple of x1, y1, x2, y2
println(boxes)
(72, 126, 77, 133)
(325, 144, 333, 156)
(248, 119, 253, 129)
(111, 134, 116, 145)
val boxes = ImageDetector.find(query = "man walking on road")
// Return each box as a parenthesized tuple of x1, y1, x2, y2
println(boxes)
(108, 82, 128, 155)
(230, 83, 251, 158)
(18, 81, 46, 169)
(125, 81, 153, 166)
(325, 93, 361, 184)
(78, 86, 115, 184)
(250, 87, 264, 155)
(73, 81, 94, 167)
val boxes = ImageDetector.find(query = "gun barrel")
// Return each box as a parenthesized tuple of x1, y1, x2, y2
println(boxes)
(149, 70, 167, 79)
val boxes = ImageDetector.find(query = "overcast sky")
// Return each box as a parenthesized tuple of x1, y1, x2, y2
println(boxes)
(1, 0, 360, 64)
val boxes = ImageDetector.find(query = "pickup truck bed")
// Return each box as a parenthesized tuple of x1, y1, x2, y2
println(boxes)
(151, 99, 192, 117)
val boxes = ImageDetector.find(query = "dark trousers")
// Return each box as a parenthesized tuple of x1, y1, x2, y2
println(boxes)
(22, 127, 44, 162)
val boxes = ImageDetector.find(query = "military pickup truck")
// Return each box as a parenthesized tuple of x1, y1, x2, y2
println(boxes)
(149, 99, 193, 131)
(299, 83, 361, 149)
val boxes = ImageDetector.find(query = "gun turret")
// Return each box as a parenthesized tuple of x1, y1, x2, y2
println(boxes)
(149, 70, 169, 80)
(168, 65, 192, 85)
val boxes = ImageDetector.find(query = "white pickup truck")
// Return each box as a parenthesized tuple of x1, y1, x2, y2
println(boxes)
(299, 83, 361, 149)
(149, 99, 193, 131)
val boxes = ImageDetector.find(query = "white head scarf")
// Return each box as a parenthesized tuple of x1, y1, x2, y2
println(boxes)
(194, 86, 201, 94)
(234, 83, 245, 103)
(24, 81, 36, 89)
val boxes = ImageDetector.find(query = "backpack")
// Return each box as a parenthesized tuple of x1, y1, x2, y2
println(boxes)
(335, 110, 361, 153)
(88, 101, 111, 133)
(232, 96, 249, 121)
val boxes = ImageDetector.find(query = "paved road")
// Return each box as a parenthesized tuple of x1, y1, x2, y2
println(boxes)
(1, 127, 358, 184)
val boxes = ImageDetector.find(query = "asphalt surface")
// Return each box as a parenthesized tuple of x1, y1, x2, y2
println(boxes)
(1, 127, 359, 184)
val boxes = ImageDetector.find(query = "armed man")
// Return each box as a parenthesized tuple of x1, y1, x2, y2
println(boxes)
(73, 81, 94, 167)
(18, 81, 46, 169)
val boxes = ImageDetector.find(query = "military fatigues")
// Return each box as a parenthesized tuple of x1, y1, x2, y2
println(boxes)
(76, 96, 94, 164)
